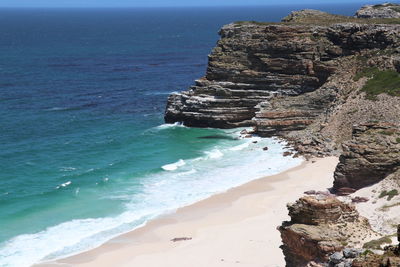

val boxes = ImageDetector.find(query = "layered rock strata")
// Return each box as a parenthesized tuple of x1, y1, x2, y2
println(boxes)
(278, 195, 376, 266)
(165, 18, 400, 130)
(333, 122, 400, 191)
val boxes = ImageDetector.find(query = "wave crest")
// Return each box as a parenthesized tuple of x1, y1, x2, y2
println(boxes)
(161, 159, 186, 171)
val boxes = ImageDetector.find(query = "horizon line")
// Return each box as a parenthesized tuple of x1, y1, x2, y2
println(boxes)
(0, 1, 386, 9)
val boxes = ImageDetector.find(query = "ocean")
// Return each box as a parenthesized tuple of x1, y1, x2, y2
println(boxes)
(0, 4, 362, 266)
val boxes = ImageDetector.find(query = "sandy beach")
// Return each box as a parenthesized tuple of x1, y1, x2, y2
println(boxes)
(38, 156, 338, 267)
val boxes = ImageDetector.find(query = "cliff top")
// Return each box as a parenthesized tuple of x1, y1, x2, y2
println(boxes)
(356, 2, 400, 19)
(234, 8, 400, 26)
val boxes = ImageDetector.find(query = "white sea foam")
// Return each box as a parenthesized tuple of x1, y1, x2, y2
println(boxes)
(0, 130, 303, 267)
(55, 181, 72, 189)
(229, 142, 250, 151)
(59, 167, 76, 172)
(45, 107, 69, 112)
(204, 149, 223, 159)
(154, 122, 185, 130)
(161, 159, 186, 171)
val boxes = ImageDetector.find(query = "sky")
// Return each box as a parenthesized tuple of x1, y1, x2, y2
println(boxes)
(0, 0, 387, 8)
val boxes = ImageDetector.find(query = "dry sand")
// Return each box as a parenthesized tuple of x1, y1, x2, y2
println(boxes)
(37, 156, 338, 267)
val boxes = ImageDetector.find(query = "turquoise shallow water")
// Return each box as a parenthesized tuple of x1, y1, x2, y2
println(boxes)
(0, 4, 362, 266)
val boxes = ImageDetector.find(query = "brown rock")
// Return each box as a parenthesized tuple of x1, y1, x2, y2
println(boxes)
(335, 187, 357, 196)
(279, 195, 374, 266)
(351, 196, 369, 203)
(164, 19, 400, 130)
(333, 123, 400, 191)
(287, 196, 358, 225)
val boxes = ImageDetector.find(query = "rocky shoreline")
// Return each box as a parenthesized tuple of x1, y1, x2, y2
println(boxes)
(164, 3, 400, 266)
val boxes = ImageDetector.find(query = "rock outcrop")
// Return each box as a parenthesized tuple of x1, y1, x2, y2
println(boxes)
(356, 3, 400, 19)
(165, 11, 400, 133)
(333, 122, 400, 191)
(278, 195, 377, 266)
(162, 7, 400, 267)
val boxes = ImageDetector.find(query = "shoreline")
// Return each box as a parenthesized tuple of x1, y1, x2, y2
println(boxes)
(37, 156, 338, 267)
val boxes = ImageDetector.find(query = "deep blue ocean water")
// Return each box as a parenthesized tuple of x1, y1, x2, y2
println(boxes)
(0, 4, 363, 266)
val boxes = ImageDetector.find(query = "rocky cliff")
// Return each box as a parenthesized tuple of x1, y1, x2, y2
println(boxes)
(165, 10, 400, 138)
(356, 3, 400, 19)
(164, 6, 400, 267)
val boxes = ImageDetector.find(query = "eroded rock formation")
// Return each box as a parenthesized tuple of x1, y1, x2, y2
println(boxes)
(165, 11, 400, 134)
(333, 122, 400, 191)
(278, 195, 376, 266)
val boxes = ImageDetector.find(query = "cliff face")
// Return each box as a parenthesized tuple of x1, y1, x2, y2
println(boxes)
(165, 14, 400, 131)
(333, 123, 400, 191)
(166, 22, 336, 128)
(163, 7, 400, 267)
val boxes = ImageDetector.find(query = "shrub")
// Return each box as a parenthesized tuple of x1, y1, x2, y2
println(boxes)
(363, 236, 392, 249)
(379, 189, 399, 200)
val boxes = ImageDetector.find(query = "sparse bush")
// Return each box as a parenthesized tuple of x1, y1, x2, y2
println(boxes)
(379, 189, 399, 200)
(363, 236, 392, 249)
(360, 70, 400, 100)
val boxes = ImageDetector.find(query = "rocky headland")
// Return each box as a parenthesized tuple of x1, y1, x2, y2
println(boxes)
(356, 3, 400, 19)
(164, 4, 400, 267)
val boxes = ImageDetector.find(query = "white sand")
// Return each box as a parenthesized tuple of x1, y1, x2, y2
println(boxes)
(37, 156, 338, 267)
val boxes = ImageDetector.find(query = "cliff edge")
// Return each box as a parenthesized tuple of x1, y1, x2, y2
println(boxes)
(164, 6, 400, 267)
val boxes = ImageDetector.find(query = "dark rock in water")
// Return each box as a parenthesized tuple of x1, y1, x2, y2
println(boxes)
(283, 151, 292, 157)
(333, 123, 400, 191)
(263, 146, 268, 151)
(252, 141, 258, 143)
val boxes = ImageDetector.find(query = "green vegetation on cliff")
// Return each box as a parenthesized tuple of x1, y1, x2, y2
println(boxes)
(362, 236, 393, 249)
(362, 70, 400, 100)
(353, 67, 380, 81)
(379, 189, 399, 200)
(354, 67, 400, 99)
